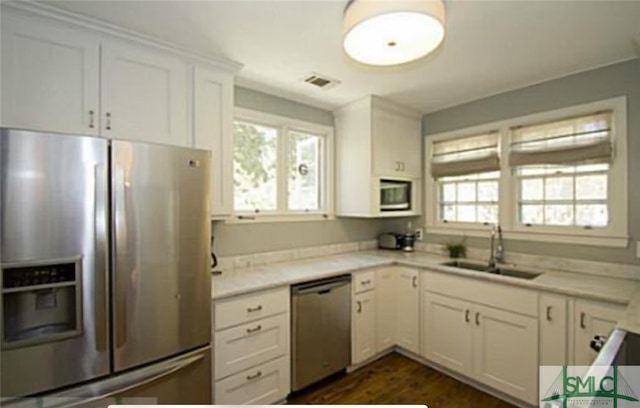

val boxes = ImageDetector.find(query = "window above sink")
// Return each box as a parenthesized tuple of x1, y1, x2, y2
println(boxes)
(424, 97, 629, 248)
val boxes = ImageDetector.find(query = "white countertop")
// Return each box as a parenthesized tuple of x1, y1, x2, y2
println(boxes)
(212, 250, 640, 333)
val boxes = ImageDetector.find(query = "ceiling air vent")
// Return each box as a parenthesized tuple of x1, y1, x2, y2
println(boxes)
(303, 73, 341, 90)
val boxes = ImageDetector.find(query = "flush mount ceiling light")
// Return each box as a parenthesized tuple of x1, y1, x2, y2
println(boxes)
(343, 0, 445, 66)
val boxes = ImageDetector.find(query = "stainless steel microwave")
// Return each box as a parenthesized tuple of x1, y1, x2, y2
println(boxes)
(380, 179, 411, 211)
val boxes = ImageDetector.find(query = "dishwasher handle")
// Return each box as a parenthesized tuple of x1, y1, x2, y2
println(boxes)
(292, 275, 351, 295)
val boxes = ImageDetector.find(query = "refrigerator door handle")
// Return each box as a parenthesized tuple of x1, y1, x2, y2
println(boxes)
(114, 167, 128, 348)
(94, 163, 108, 352)
(58, 353, 205, 408)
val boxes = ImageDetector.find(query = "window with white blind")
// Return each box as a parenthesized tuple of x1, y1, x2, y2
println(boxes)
(431, 132, 500, 224)
(424, 97, 628, 247)
(232, 108, 334, 221)
(510, 112, 612, 228)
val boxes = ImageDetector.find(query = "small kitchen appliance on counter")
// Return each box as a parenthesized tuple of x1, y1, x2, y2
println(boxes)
(378, 233, 415, 252)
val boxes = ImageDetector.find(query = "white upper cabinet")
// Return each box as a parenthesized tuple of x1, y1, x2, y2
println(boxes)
(101, 42, 190, 146)
(335, 95, 422, 217)
(371, 103, 421, 177)
(1, 12, 100, 135)
(193, 66, 234, 218)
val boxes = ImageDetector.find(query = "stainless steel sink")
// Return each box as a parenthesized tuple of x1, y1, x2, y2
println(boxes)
(442, 260, 541, 280)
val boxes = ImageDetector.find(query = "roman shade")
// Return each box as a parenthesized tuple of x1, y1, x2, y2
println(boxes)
(509, 112, 613, 167)
(430, 132, 500, 178)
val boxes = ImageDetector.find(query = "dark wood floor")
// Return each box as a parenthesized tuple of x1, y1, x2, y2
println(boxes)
(288, 352, 516, 407)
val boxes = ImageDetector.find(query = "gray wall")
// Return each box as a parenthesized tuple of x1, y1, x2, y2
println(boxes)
(422, 59, 640, 265)
(212, 86, 391, 256)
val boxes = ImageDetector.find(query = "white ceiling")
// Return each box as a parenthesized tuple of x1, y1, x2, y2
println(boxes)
(42, 0, 640, 114)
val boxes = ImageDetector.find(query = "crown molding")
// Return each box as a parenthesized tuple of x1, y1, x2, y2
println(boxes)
(1, 0, 243, 74)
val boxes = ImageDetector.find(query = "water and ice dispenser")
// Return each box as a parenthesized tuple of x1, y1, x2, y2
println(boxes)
(2, 261, 82, 348)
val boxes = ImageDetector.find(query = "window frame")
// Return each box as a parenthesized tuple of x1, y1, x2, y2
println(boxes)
(229, 107, 335, 223)
(424, 97, 628, 247)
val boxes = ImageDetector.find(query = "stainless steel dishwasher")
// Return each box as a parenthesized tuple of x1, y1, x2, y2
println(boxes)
(291, 275, 351, 391)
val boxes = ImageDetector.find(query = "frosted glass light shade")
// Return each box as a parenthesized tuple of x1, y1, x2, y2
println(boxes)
(343, 0, 445, 66)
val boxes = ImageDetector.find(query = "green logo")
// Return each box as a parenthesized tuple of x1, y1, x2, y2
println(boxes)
(541, 366, 639, 408)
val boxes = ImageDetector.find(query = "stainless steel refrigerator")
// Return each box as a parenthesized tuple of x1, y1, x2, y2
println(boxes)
(0, 128, 212, 406)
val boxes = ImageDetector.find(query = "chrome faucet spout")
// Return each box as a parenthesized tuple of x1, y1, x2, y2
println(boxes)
(488, 224, 504, 270)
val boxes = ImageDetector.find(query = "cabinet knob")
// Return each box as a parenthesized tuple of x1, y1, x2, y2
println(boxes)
(89, 110, 95, 129)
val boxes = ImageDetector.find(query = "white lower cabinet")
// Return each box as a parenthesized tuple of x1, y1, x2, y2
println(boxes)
(394, 268, 420, 354)
(213, 287, 290, 404)
(375, 268, 395, 352)
(572, 299, 625, 366)
(352, 289, 376, 364)
(214, 356, 290, 405)
(421, 271, 539, 405)
(473, 305, 538, 404)
(539, 293, 568, 366)
(422, 292, 473, 375)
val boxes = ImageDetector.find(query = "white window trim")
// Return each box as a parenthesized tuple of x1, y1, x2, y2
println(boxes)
(424, 97, 628, 248)
(228, 107, 335, 223)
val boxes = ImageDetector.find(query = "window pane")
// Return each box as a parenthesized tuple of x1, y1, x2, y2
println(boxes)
(545, 204, 574, 225)
(521, 204, 543, 224)
(477, 181, 498, 202)
(288, 131, 321, 210)
(576, 204, 608, 227)
(233, 121, 278, 211)
(576, 174, 607, 200)
(442, 183, 456, 202)
(441, 204, 456, 221)
(477, 205, 498, 223)
(457, 182, 476, 202)
(457, 205, 476, 222)
(545, 177, 573, 200)
(521, 178, 543, 201)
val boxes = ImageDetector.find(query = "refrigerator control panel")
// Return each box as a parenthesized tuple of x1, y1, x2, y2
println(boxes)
(3, 263, 76, 288)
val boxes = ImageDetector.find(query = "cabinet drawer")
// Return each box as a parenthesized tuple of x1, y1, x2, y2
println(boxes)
(214, 287, 289, 330)
(214, 356, 290, 405)
(214, 313, 289, 380)
(423, 270, 538, 317)
(353, 270, 376, 294)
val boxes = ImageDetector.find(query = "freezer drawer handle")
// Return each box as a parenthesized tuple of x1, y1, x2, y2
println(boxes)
(246, 370, 262, 381)
(246, 325, 262, 334)
(58, 353, 204, 408)
(247, 305, 263, 313)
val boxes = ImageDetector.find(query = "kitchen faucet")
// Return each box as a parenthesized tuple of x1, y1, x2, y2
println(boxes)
(488, 224, 504, 270)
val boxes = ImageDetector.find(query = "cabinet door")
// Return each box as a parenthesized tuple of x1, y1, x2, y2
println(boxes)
(1, 13, 100, 135)
(194, 66, 234, 218)
(573, 299, 624, 366)
(539, 293, 568, 366)
(375, 268, 396, 353)
(372, 107, 421, 178)
(395, 268, 420, 354)
(102, 42, 189, 146)
(422, 292, 472, 375)
(473, 305, 538, 404)
(352, 291, 376, 365)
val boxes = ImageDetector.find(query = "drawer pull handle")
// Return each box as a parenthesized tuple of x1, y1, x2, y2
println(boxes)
(412, 276, 417, 288)
(246, 371, 262, 380)
(89, 110, 95, 128)
(247, 305, 263, 312)
(546, 306, 552, 321)
(580, 312, 586, 329)
(357, 300, 362, 313)
(246, 325, 262, 334)
(464, 309, 470, 323)
(361, 280, 371, 285)
(475, 312, 480, 326)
